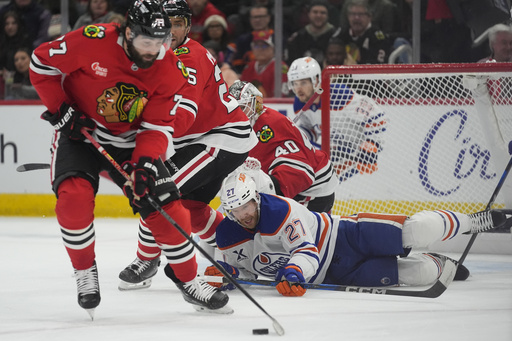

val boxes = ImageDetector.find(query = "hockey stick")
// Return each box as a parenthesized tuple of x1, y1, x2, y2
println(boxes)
(16, 163, 50, 172)
(292, 86, 324, 124)
(81, 129, 285, 336)
(458, 155, 512, 265)
(205, 257, 458, 299)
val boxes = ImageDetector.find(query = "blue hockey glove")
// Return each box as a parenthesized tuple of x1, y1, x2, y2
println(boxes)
(275, 264, 306, 297)
(204, 261, 239, 291)
(41, 102, 95, 141)
(356, 140, 379, 174)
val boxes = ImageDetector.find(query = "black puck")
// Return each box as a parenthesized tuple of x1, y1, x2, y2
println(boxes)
(252, 328, 269, 335)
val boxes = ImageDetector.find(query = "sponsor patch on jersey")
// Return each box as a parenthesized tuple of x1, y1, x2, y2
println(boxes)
(174, 46, 190, 56)
(91, 62, 108, 77)
(96, 82, 148, 123)
(83, 25, 106, 39)
(257, 125, 274, 143)
(177, 60, 189, 78)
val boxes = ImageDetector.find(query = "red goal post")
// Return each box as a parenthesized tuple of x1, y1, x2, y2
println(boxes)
(321, 63, 512, 217)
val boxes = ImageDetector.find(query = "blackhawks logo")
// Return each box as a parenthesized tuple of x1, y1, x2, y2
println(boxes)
(83, 25, 106, 39)
(257, 125, 274, 143)
(174, 46, 190, 56)
(177, 60, 189, 78)
(96, 82, 148, 123)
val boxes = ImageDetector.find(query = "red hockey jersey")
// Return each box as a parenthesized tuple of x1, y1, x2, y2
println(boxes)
(249, 106, 338, 198)
(30, 24, 198, 161)
(172, 38, 256, 153)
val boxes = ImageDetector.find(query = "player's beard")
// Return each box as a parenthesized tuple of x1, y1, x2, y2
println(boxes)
(126, 41, 158, 69)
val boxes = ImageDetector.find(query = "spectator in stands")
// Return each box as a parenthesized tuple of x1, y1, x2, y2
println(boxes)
(73, 0, 117, 30)
(232, 4, 272, 74)
(478, 23, 512, 63)
(286, 0, 336, 67)
(324, 37, 357, 67)
(187, 0, 225, 43)
(420, 0, 472, 63)
(339, 0, 398, 35)
(5, 47, 39, 99)
(0, 11, 31, 74)
(0, 0, 51, 49)
(331, 0, 392, 64)
(202, 14, 236, 66)
(203, 40, 239, 88)
(240, 29, 289, 97)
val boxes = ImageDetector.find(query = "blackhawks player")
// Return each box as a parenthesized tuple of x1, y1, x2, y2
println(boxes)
(205, 173, 510, 296)
(287, 56, 387, 180)
(228, 80, 338, 212)
(117, 0, 257, 296)
(30, 0, 230, 317)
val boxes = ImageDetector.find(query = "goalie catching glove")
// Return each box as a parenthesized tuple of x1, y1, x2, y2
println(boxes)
(41, 102, 96, 141)
(204, 261, 239, 291)
(275, 264, 306, 297)
(122, 156, 180, 213)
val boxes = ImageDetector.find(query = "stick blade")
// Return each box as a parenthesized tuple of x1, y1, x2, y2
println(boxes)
(16, 163, 50, 172)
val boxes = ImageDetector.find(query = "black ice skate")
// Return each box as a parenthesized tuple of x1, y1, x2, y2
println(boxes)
(164, 264, 232, 314)
(75, 261, 101, 320)
(118, 257, 161, 290)
(468, 209, 512, 234)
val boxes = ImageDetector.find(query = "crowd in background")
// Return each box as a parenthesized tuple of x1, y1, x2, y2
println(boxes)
(1, 0, 512, 100)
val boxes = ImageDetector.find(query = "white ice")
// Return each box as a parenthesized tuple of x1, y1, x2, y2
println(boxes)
(1, 217, 511, 341)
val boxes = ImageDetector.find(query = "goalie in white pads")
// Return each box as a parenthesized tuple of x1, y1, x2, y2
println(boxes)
(228, 81, 338, 212)
(287, 56, 388, 180)
(205, 172, 511, 296)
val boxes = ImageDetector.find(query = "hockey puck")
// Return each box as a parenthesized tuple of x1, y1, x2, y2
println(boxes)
(252, 328, 269, 335)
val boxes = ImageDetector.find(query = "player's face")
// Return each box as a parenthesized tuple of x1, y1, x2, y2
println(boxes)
(125, 28, 166, 69)
(231, 200, 259, 229)
(169, 17, 190, 49)
(291, 78, 314, 102)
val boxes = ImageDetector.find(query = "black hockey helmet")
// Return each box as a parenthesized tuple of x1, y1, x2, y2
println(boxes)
(162, 0, 192, 27)
(126, 0, 171, 39)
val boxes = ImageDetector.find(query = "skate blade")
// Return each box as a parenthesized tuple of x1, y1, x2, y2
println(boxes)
(118, 278, 152, 291)
(192, 304, 234, 314)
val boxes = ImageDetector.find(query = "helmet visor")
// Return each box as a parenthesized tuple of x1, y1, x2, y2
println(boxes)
(131, 33, 172, 53)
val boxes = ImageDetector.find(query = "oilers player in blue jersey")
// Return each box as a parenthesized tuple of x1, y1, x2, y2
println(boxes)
(205, 172, 510, 296)
(287, 56, 387, 180)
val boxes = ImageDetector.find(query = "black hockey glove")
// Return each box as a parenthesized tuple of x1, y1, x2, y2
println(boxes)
(41, 102, 96, 141)
(122, 156, 180, 212)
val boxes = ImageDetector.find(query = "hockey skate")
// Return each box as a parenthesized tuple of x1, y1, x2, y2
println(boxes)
(468, 209, 512, 234)
(75, 261, 101, 320)
(164, 264, 233, 314)
(118, 257, 161, 291)
(426, 252, 469, 281)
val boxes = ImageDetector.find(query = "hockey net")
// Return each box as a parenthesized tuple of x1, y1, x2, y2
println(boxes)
(321, 63, 512, 217)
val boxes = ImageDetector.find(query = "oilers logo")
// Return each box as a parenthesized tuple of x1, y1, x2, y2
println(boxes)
(252, 252, 289, 277)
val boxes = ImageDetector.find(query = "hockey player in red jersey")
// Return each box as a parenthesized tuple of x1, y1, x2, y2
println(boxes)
(30, 0, 230, 317)
(228, 81, 338, 213)
(117, 0, 257, 291)
(206, 173, 510, 296)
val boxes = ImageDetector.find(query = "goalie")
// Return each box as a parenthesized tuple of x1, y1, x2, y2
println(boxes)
(205, 172, 511, 296)
(287, 57, 387, 180)
(228, 81, 338, 213)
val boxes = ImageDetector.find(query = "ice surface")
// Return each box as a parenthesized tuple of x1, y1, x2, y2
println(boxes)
(1, 217, 511, 341)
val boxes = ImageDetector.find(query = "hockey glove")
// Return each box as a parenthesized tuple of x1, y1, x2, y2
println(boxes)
(356, 140, 379, 174)
(122, 156, 180, 212)
(41, 102, 96, 141)
(275, 264, 307, 297)
(204, 261, 239, 291)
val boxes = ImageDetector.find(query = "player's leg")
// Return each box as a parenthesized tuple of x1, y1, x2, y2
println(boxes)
(52, 135, 102, 315)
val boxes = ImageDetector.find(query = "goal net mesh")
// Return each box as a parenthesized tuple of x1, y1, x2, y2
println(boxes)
(322, 64, 512, 217)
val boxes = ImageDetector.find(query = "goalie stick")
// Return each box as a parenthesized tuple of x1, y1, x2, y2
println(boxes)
(458, 155, 512, 265)
(204, 257, 457, 299)
(80, 129, 285, 336)
(16, 163, 50, 172)
(292, 86, 324, 124)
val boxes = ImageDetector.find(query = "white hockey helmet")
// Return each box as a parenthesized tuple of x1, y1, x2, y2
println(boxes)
(228, 81, 264, 126)
(287, 57, 321, 94)
(220, 172, 260, 222)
